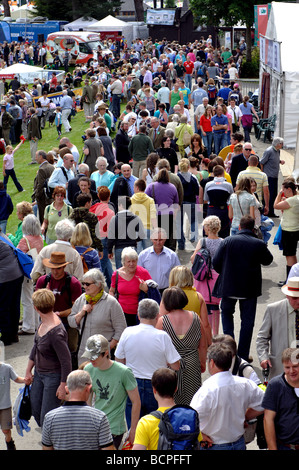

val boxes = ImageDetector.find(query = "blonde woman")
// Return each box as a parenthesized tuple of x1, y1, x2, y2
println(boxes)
(70, 222, 102, 272)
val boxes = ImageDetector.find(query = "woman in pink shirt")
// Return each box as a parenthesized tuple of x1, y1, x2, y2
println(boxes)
(2, 140, 24, 192)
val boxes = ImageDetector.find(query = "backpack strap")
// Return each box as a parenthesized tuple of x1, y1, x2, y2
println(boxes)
(150, 410, 163, 419)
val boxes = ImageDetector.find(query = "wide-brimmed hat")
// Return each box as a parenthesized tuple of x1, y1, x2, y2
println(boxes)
(97, 103, 108, 110)
(281, 277, 299, 297)
(82, 334, 109, 360)
(43, 252, 72, 269)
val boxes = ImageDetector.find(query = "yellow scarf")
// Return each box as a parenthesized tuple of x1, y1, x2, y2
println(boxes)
(85, 289, 104, 305)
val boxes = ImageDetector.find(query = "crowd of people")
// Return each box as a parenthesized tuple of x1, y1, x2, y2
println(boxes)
(0, 34, 299, 452)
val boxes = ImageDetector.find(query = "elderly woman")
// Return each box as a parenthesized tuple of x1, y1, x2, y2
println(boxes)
(25, 289, 72, 427)
(41, 186, 72, 245)
(90, 156, 115, 190)
(17, 214, 44, 335)
(156, 286, 207, 405)
(174, 114, 193, 159)
(83, 128, 104, 174)
(191, 215, 223, 336)
(7, 201, 33, 247)
(109, 247, 152, 326)
(96, 127, 115, 171)
(168, 265, 211, 344)
(68, 268, 126, 364)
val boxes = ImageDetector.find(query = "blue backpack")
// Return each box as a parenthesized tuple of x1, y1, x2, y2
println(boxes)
(151, 405, 200, 450)
(0, 235, 34, 279)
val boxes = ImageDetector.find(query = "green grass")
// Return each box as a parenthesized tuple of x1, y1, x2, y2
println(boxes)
(4, 104, 120, 235)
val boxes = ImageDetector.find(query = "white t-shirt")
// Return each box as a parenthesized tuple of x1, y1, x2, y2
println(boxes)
(115, 323, 181, 379)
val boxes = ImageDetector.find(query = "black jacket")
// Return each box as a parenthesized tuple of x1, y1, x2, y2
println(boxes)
(212, 229, 273, 299)
(107, 210, 145, 253)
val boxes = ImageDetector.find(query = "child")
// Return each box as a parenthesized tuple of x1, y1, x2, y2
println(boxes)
(55, 107, 62, 139)
(0, 359, 26, 450)
(2, 140, 24, 192)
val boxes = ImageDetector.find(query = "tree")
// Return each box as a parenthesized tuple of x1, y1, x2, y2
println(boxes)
(33, 0, 122, 22)
(190, 0, 255, 61)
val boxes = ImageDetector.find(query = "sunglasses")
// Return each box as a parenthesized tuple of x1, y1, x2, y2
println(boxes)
(82, 282, 95, 287)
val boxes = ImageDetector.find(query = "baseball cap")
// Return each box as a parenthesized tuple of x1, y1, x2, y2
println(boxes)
(82, 334, 109, 360)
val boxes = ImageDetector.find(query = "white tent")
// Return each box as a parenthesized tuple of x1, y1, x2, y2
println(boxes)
(86, 15, 134, 43)
(0, 63, 63, 84)
(63, 16, 98, 31)
(260, 2, 299, 148)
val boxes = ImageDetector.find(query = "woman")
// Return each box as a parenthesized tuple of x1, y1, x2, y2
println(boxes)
(68, 268, 126, 364)
(41, 186, 72, 244)
(145, 168, 179, 252)
(7, 201, 33, 247)
(24, 289, 72, 427)
(174, 114, 193, 159)
(156, 136, 178, 174)
(156, 286, 207, 405)
(96, 127, 115, 171)
(228, 176, 256, 235)
(168, 265, 211, 344)
(109, 247, 152, 326)
(143, 87, 156, 116)
(90, 156, 115, 190)
(142, 152, 160, 185)
(206, 78, 218, 105)
(188, 156, 202, 183)
(200, 158, 210, 179)
(274, 179, 299, 283)
(70, 222, 102, 272)
(199, 105, 213, 158)
(190, 215, 223, 336)
(154, 103, 168, 127)
(189, 133, 207, 163)
(239, 95, 260, 142)
(17, 214, 44, 335)
(127, 115, 137, 138)
(177, 158, 200, 249)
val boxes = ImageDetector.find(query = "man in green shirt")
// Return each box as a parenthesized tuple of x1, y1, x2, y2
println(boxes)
(83, 334, 141, 450)
(128, 125, 155, 178)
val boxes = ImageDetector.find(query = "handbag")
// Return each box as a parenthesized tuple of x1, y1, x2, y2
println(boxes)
(18, 385, 32, 421)
(114, 270, 119, 300)
(0, 235, 34, 278)
(24, 237, 38, 261)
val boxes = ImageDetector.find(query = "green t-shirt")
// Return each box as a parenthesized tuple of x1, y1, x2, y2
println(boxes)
(84, 361, 137, 435)
(44, 202, 72, 240)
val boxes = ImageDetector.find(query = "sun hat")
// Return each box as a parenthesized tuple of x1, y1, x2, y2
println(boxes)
(281, 277, 299, 297)
(42, 252, 72, 269)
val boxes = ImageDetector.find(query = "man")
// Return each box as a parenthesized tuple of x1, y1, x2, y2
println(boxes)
(83, 128, 104, 174)
(191, 81, 208, 112)
(256, 276, 299, 380)
(183, 56, 194, 90)
(194, 96, 209, 133)
(31, 219, 84, 283)
(211, 104, 228, 155)
(190, 342, 264, 450)
(67, 163, 96, 207)
(27, 107, 42, 165)
(83, 334, 141, 450)
(114, 121, 130, 164)
(262, 347, 299, 450)
(236, 154, 270, 214)
(59, 90, 73, 133)
(213, 215, 273, 362)
(115, 299, 180, 426)
(110, 74, 123, 119)
(230, 142, 253, 188)
(59, 137, 80, 170)
(35, 251, 82, 352)
(69, 193, 103, 255)
(137, 227, 180, 295)
(133, 367, 201, 450)
(72, 176, 99, 208)
(47, 153, 75, 205)
(38, 91, 50, 129)
(217, 80, 231, 104)
(32, 150, 54, 224)
(107, 196, 145, 269)
(203, 165, 233, 239)
(110, 164, 138, 211)
(130, 178, 157, 252)
(148, 116, 166, 150)
(42, 369, 114, 450)
(165, 62, 177, 90)
(260, 137, 285, 217)
(227, 97, 242, 133)
(128, 124, 155, 178)
(174, 59, 186, 80)
(81, 79, 95, 122)
(178, 78, 191, 109)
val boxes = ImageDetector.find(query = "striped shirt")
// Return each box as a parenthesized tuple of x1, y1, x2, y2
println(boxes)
(236, 166, 268, 202)
(42, 402, 113, 450)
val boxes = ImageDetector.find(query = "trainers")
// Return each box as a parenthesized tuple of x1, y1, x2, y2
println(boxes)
(6, 439, 16, 450)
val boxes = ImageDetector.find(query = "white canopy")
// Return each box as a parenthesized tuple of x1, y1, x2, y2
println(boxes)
(0, 63, 62, 84)
(63, 16, 98, 31)
(87, 15, 128, 32)
(260, 2, 299, 148)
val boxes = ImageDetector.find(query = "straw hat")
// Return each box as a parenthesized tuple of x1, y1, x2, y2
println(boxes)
(281, 277, 299, 297)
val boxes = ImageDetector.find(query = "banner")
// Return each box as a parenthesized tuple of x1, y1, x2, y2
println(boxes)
(254, 4, 271, 46)
(146, 9, 175, 25)
(259, 35, 281, 74)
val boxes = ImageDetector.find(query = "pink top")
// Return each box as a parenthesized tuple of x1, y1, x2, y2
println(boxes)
(111, 265, 151, 315)
(17, 235, 44, 254)
(3, 151, 14, 170)
(89, 202, 115, 238)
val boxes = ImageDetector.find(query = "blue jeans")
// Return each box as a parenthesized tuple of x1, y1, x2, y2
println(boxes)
(3, 168, 23, 192)
(0, 220, 7, 233)
(185, 74, 192, 90)
(112, 94, 121, 118)
(200, 436, 246, 451)
(202, 132, 213, 157)
(100, 237, 113, 288)
(30, 370, 61, 427)
(221, 296, 257, 361)
(213, 132, 227, 155)
(126, 378, 157, 429)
